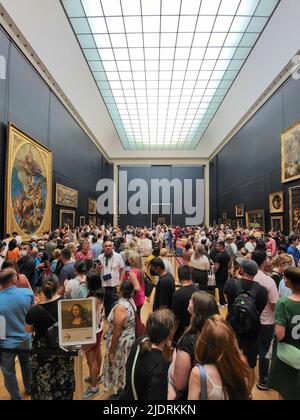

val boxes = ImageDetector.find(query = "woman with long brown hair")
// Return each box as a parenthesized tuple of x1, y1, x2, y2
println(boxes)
(168, 291, 219, 400)
(188, 315, 251, 400)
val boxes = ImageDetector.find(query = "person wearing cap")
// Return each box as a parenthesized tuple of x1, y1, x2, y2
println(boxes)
(224, 258, 268, 391)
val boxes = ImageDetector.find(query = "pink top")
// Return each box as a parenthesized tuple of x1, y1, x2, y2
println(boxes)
(254, 270, 279, 325)
(130, 268, 145, 308)
(266, 238, 277, 257)
(75, 250, 93, 261)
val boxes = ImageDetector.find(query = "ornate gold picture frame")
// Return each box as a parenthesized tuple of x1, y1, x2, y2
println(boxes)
(59, 209, 75, 228)
(246, 210, 265, 232)
(289, 186, 300, 234)
(88, 198, 97, 215)
(5, 123, 52, 240)
(56, 184, 78, 208)
(281, 120, 300, 183)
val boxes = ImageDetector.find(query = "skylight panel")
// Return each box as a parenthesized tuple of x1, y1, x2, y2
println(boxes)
(62, 0, 279, 151)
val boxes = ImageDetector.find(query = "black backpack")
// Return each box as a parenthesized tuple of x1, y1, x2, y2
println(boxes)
(228, 281, 261, 337)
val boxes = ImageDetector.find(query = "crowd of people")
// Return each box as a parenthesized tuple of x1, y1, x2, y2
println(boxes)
(0, 223, 300, 400)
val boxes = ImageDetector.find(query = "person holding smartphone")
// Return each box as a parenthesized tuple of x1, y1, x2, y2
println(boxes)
(97, 241, 125, 318)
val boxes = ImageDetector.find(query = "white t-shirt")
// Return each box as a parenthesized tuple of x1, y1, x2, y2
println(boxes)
(99, 251, 125, 288)
(162, 258, 174, 276)
(254, 270, 279, 325)
(65, 277, 88, 299)
(245, 242, 255, 253)
(191, 254, 210, 271)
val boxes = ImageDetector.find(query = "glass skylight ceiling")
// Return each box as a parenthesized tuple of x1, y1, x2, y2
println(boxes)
(62, 0, 279, 151)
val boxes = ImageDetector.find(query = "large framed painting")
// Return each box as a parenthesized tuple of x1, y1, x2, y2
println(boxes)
(56, 184, 78, 208)
(289, 186, 300, 234)
(246, 210, 265, 232)
(5, 123, 52, 241)
(88, 198, 97, 215)
(282, 120, 300, 183)
(271, 216, 284, 232)
(59, 209, 75, 228)
(235, 204, 245, 218)
(269, 191, 284, 214)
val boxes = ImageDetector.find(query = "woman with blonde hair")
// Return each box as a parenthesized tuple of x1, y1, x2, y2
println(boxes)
(190, 245, 210, 291)
(188, 315, 251, 400)
(271, 254, 293, 289)
(128, 250, 145, 317)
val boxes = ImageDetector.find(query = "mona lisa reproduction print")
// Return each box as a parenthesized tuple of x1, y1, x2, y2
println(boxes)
(5, 123, 52, 241)
(58, 298, 96, 347)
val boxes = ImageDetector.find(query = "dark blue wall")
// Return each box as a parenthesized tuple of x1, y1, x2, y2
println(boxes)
(119, 165, 204, 227)
(0, 26, 113, 236)
(209, 74, 300, 233)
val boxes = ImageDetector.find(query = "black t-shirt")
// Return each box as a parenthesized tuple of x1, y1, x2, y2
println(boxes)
(17, 256, 36, 286)
(120, 337, 169, 400)
(224, 278, 268, 317)
(153, 272, 175, 311)
(215, 250, 230, 276)
(172, 284, 195, 342)
(176, 333, 196, 362)
(25, 297, 62, 343)
(175, 333, 197, 400)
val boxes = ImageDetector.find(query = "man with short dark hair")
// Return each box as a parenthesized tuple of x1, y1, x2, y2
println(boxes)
(151, 258, 175, 312)
(17, 243, 36, 290)
(0, 268, 34, 400)
(224, 258, 268, 390)
(214, 241, 230, 306)
(172, 265, 195, 342)
(288, 234, 300, 266)
(98, 241, 125, 318)
(58, 248, 76, 294)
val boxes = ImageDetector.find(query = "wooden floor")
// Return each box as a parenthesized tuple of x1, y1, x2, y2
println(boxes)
(0, 257, 277, 400)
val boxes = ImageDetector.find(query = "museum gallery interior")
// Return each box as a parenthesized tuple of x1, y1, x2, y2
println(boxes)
(0, 0, 300, 402)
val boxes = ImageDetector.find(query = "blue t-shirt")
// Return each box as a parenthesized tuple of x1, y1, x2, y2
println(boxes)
(287, 245, 300, 266)
(0, 286, 34, 348)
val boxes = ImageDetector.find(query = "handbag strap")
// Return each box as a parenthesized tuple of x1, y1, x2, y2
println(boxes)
(197, 364, 208, 401)
(38, 304, 58, 326)
(131, 338, 148, 400)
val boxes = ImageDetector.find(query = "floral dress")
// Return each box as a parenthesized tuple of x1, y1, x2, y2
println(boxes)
(102, 298, 136, 395)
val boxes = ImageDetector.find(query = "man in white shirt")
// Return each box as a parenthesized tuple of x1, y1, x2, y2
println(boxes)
(98, 241, 125, 318)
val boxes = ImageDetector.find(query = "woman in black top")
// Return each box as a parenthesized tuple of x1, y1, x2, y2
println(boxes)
(25, 275, 75, 400)
(168, 291, 219, 400)
(120, 309, 175, 401)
